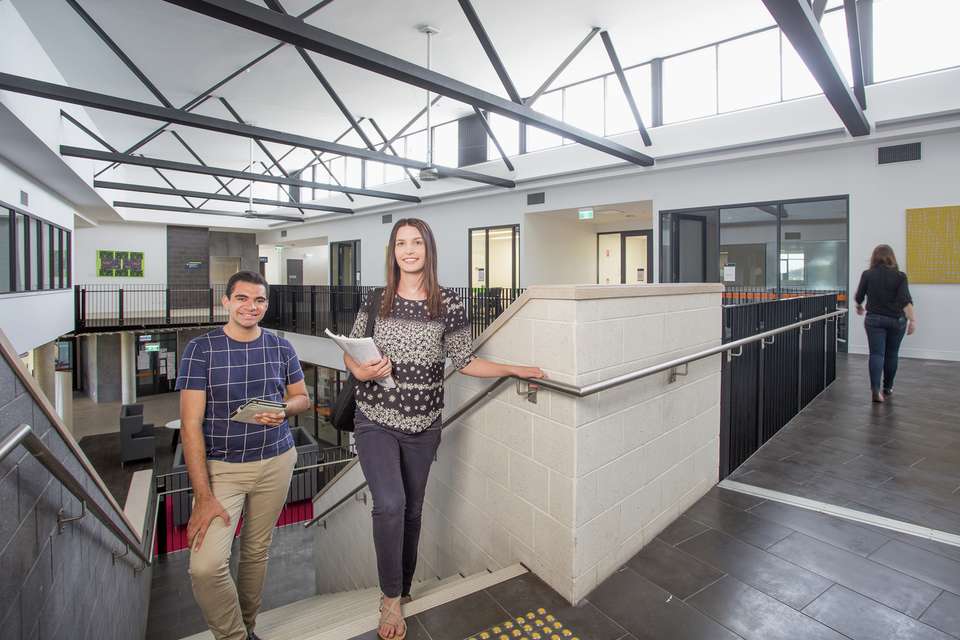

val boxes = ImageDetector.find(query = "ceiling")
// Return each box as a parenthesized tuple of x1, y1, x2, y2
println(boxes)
(532, 199, 654, 226)
(11, 0, 789, 226)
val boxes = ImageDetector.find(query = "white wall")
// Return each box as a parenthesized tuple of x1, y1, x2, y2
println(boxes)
(74, 223, 168, 284)
(523, 213, 596, 286)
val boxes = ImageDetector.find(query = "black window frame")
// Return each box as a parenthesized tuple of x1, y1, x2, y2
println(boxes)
(467, 224, 520, 290)
(0, 199, 72, 295)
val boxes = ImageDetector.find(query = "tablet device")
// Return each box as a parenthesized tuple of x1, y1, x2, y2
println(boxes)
(230, 399, 288, 424)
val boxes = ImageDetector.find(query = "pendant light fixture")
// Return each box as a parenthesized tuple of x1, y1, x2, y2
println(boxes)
(418, 24, 441, 181)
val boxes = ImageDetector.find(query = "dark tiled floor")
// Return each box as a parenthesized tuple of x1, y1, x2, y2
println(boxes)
(730, 355, 960, 536)
(79, 424, 179, 506)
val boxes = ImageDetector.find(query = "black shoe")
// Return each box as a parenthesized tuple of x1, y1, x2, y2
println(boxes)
(883, 387, 893, 396)
(248, 632, 263, 640)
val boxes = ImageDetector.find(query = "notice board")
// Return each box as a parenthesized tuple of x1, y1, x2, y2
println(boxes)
(906, 206, 960, 284)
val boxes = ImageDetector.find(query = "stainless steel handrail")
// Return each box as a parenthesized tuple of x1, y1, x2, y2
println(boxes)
(303, 376, 512, 528)
(304, 308, 846, 528)
(1, 423, 150, 566)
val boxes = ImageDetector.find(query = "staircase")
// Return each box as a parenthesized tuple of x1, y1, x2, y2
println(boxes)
(180, 564, 527, 640)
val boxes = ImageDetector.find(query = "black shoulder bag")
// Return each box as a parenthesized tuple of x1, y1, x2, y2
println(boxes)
(331, 288, 383, 432)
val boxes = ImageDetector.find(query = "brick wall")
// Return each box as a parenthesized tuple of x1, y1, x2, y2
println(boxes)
(0, 347, 152, 639)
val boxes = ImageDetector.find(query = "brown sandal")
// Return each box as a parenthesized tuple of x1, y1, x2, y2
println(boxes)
(378, 595, 407, 640)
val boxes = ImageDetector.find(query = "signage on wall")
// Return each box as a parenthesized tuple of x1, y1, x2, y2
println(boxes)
(138, 335, 152, 342)
(578, 208, 594, 220)
(723, 264, 737, 282)
(145, 343, 161, 352)
(97, 250, 144, 277)
(259, 256, 269, 263)
(184, 260, 203, 271)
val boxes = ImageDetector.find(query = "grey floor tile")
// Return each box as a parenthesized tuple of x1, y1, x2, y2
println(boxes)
(684, 496, 793, 549)
(768, 532, 942, 618)
(803, 584, 952, 640)
(655, 516, 709, 546)
(486, 573, 627, 640)
(688, 575, 847, 640)
(920, 591, 960, 639)
(705, 486, 766, 511)
(747, 501, 890, 556)
(351, 616, 433, 640)
(625, 538, 725, 600)
(415, 590, 512, 640)
(678, 529, 833, 610)
(868, 540, 960, 594)
(587, 567, 742, 640)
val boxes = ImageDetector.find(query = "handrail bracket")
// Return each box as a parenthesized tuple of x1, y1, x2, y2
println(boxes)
(58, 500, 86, 533)
(668, 363, 689, 384)
(516, 379, 539, 404)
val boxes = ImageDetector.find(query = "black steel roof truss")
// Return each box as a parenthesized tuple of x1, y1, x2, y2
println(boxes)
(59, 110, 118, 153)
(169, 130, 237, 196)
(112, 201, 307, 222)
(761, 0, 870, 137)
(157, 0, 654, 166)
(60, 146, 419, 203)
(149, 166, 197, 208)
(94, 180, 352, 214)
(473, 108, 515, 171)
(457, 0, 522, 103)
(812, 0, 828, 21)
(843, 0, 867, 110)
(525, 27, 601, 107)
(600, 30, 653, 147)
(366, 118, 422, 190)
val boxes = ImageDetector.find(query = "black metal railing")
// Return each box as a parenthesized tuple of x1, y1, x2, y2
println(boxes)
(723, 286, 847, 349)
(75, 284, 525, 340)
(720, 293, 839, 477)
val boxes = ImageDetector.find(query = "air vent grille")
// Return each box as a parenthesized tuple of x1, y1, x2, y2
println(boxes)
(878, 142, 920, 164)
(784, 232, 801, 240)
(527, 192, 545, 206)
(382, 214, 393, 224)
(20, 190, 28, 207)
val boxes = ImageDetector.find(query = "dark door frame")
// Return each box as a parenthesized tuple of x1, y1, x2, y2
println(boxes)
(329, 239, 361, 286)
(673, 213, 709, 282)
(467, 224, 519, 289)
(596, 230, 654, 284)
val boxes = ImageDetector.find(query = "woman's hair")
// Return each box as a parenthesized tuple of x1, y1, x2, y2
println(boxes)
(870, 244, 899, 269)
(380, 218, 443, 319)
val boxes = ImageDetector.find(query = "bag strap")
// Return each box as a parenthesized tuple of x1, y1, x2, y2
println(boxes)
(365, 288, 383, 338)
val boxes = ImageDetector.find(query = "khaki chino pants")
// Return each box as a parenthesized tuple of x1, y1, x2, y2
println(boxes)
(189, 447, 297, 640)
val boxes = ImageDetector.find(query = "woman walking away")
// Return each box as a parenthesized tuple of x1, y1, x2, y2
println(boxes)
(344, 218, 545, 640)
(854, 244, 916, 403)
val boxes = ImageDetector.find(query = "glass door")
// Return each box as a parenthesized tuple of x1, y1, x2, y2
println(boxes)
(597, 231, 653, 284)
(660, 209, 720, 283)
(330, 240, 360, 286)
(469, 225, 519, 289)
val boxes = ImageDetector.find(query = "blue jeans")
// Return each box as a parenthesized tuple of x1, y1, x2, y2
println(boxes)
(354, 411, 441, 598)
(864, 313, 907, 392)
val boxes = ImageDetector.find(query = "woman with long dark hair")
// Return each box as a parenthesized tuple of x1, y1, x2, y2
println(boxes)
(854, 244, 916, 403)
(344, 218, 544, 639)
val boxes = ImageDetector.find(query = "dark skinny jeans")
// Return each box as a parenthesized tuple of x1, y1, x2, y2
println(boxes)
(354, 411, 441, 598)
(864, 313, 907, 392)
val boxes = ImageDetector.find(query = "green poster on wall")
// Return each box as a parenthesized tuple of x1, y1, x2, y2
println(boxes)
(97, 250, 144, 277)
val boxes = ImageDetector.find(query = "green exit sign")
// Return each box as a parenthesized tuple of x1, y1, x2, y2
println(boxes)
(578, 208, 594, 220)
(145, 343, 161, 352)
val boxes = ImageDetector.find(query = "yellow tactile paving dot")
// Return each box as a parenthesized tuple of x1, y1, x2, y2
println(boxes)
(465, 608, 580, 640)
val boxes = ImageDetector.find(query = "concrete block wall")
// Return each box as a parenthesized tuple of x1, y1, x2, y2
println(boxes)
(0, 337, 152, 639)
(426, 284, 723, 603)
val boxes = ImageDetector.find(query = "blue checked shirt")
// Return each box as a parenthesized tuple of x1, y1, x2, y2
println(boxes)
(175, 327, 304, 463)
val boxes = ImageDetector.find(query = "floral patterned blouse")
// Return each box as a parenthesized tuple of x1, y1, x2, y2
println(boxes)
(349, 288, 475, 433)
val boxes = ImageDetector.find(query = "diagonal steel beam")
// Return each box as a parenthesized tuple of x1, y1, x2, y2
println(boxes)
(222, 145, 300, 205)
(97, 0, 340, 175)
(600, 30, 652, 147)
(843, 0, 867, 110)
(215, 97, 306, 213)
(761, 0, 870, 136)
(376, 96, 443, 153)
(95, 180, 352, 213)
(525, 27, 601, 107)
(158, 0, 655, 166)
(168, 130, 237, 196)
(66, 0, 174, 108)
(811, 0, 828, 21)
(60, 110, 118, 152)
(473, 108, 515, 171)
(60, 146, 419, 202)
(113, 200, 308, 222)
(366, 118, 421, 189)
(149, 165, 197, 208)
(0, 73, 433, 167)
(457, 0, 522, 103)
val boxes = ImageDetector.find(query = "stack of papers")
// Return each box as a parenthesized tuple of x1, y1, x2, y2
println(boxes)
(324, 329, 397, 388)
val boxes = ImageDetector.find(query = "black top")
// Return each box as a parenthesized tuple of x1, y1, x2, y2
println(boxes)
(854, 266, 913, 318)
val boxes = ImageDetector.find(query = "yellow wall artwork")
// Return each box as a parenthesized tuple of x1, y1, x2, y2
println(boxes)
(905, 206, 960, 284)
